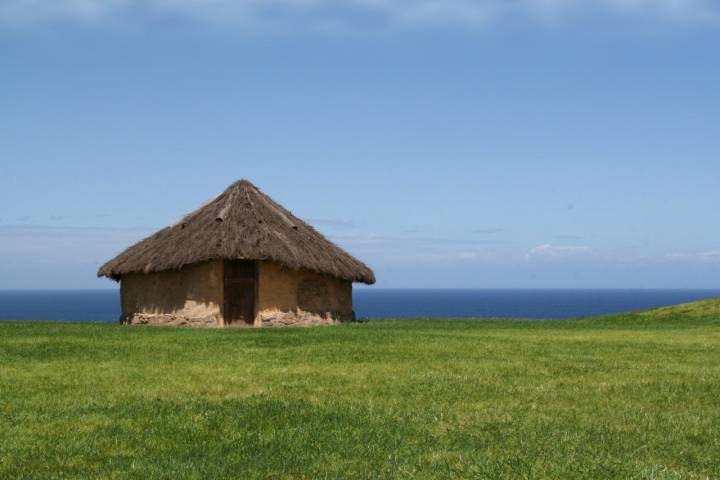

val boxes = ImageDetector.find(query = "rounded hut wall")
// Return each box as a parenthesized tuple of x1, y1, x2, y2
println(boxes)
(256, 261, 354, 327)
(118, 260, 354, 328)
(120, 260, 224, 327)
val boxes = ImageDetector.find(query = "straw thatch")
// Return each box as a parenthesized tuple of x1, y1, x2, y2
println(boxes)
(97, 180, 375, 284)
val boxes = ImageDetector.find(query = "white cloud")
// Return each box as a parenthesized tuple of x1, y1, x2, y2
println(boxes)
(664, 250, 720, 263)
(0, 0, 718, 27)
(526, 243, 592, 261)
(0, 225, 155, 264)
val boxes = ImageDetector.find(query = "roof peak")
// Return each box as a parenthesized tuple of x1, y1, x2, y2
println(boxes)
(229, 179, 257, 188)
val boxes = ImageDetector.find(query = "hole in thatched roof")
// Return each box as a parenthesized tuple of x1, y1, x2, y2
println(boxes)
(258, 220, 263, 224)
(215, 217, 223, 223)
(292, 226, 298, 230)
(181, 222, 187, 229)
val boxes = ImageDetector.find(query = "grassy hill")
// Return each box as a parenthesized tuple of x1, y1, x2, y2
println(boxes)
(1, 300, 719, 479)
(636, 296, 720, 319)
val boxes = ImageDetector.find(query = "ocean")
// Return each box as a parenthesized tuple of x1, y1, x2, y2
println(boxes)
(0, 289, 719, 322)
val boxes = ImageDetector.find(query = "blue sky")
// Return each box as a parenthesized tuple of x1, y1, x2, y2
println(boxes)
(1, 0, 719, 289)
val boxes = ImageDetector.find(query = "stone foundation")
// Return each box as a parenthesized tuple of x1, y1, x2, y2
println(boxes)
(256, 309, 355, 328)
(122, 313, 220, 328)
(122, 310, 354, 328)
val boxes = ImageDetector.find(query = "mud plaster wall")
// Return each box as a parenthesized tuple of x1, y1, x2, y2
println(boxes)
(120, 260, 223, 327)
(256, 261, 354, 327)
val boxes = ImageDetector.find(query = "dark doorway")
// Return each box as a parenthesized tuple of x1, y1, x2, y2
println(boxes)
(223, 260, 256, 325)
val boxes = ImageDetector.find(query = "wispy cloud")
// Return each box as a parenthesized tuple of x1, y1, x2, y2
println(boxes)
(328, 233, 515, 265)
(0, 224, 155, 237)
(332, 233, 510, 248)
(1, 0, 718, 27)
(473, 228, 504, 234)
(664, 250, 720, 263)
(526, 243, 592, 262)
(0, 225, 156, 268)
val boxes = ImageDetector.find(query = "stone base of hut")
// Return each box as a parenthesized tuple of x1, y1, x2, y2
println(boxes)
(255, 309, 355, 328)
(120, 309, 354, 328)
(122, 313, 221, 328)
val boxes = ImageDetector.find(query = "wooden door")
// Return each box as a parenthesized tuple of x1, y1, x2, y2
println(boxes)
(223, 260, 256, 325)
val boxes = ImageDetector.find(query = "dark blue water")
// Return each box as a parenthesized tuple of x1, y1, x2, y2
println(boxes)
(355, 289, 720, 319)
(0, 289, 719, 321)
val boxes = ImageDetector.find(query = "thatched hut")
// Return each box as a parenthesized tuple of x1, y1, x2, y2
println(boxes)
(98, 180, 375, 328)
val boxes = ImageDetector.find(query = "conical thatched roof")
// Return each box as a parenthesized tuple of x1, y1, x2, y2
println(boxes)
(97, 180, 375, 284)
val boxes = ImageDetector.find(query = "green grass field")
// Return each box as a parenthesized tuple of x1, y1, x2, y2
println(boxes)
(1, 299, 719, 479)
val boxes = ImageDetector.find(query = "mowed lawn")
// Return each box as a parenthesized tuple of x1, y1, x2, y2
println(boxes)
(1, 300, 720, 479)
